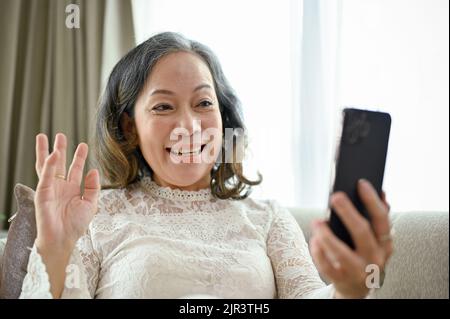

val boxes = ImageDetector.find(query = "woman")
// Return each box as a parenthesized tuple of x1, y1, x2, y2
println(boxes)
(21, 32, 393, 299)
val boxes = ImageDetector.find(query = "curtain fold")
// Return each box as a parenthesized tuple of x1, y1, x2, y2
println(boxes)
(0, 0, 135, 229)
(292, 0, 342, 209)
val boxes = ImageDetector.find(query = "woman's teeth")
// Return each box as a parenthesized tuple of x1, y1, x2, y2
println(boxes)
(171, 148, 201, 156)
(167, 145, 205, 156)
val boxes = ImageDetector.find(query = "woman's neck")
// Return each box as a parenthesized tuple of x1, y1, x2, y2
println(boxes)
(152, 174, 210, 191)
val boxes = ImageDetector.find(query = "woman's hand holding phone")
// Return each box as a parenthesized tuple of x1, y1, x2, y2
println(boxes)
(309, 179, 393, 299)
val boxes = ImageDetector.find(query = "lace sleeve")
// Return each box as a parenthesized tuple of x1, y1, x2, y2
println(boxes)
(20, 230, 100, 299)
(266, 201, 335, 298)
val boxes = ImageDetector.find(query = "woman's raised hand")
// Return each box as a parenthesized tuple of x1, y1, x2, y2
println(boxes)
(34, 133, 100, 253)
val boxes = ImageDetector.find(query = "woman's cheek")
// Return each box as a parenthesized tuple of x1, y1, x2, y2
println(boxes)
(139, 121, 168, 159)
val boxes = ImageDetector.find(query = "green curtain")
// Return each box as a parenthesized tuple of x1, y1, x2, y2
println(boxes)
(0, 0, 135, 229)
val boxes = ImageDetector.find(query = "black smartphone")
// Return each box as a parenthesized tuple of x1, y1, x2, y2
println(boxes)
(328, 108, 391, 249)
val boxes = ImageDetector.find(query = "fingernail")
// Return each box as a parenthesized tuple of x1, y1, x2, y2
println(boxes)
(331, 193, 343, 207)
(359, 179, 370, 188)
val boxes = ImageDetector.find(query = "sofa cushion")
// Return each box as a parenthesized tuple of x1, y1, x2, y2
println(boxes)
(0, 238, 6, 288)
(0, 183, 36, 299)
(373, 211, 449, 298)
(290, 208, 449, 299)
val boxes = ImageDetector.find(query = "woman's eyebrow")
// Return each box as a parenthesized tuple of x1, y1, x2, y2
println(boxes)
(150, 89, 174, 96)
(193, 84, 213, 92)
(149, 84, 213, 96)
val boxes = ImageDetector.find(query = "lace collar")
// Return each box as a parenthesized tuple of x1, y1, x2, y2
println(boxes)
(140, 176, 213, 201)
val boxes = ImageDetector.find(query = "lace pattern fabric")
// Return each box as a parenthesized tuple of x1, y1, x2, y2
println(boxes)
(20, 177, 333, 299)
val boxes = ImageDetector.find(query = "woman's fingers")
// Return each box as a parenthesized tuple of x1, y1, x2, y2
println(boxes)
(381, 190, 390, 212)
(357, 180, 393, 257)
(35, 134, 49, 178)
(37, 134, 97, 195)
(311, 221, 363, 282)
(330, 192, 379, 259)
(38, 150, 59, 191)
(83, 169, 100, 206)
(310, 236, 343, 283)
(67, 143, 88, 185)
(316, 221, 361, 269)
(357, 180, 389, 221)
(53, 133, 67, 179)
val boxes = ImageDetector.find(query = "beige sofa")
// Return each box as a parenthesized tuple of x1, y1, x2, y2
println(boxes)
(290, 208, 449, 298)
(0, 209, 448, 299)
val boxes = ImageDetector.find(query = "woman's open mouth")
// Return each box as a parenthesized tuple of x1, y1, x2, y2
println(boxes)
(165, 144, 207, 157)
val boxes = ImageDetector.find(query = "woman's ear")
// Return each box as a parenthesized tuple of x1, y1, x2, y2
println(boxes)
(120, 112, 137, 141)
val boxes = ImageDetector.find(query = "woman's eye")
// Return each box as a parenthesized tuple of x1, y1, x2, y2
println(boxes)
(198, 100, 213, 108)
(152, 104, 173, 112)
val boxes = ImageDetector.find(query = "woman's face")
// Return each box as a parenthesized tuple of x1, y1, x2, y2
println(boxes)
(130, 51, 223, 190)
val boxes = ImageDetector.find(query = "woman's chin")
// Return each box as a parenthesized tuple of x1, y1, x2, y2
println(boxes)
(161, 164, 211, 189)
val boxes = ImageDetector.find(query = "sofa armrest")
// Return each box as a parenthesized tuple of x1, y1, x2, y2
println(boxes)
(289, 208, 449, 299)
(374, 211, 449, 298)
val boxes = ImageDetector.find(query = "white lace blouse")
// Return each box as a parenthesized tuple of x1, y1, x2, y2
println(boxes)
(20, 177, 336, 299)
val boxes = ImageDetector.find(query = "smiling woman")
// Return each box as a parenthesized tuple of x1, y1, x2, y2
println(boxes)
(20, 32, 393, 300)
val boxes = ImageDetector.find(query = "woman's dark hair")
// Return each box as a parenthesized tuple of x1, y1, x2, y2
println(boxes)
(94, 32, 261, 199)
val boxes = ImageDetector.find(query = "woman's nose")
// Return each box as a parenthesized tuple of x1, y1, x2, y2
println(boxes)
(177, 110, 201, 136)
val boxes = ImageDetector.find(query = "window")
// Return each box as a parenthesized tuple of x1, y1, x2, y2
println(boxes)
(132, 0, 449, 212)
(338, 0, 449, 212)
(132, 0, 297, 205)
